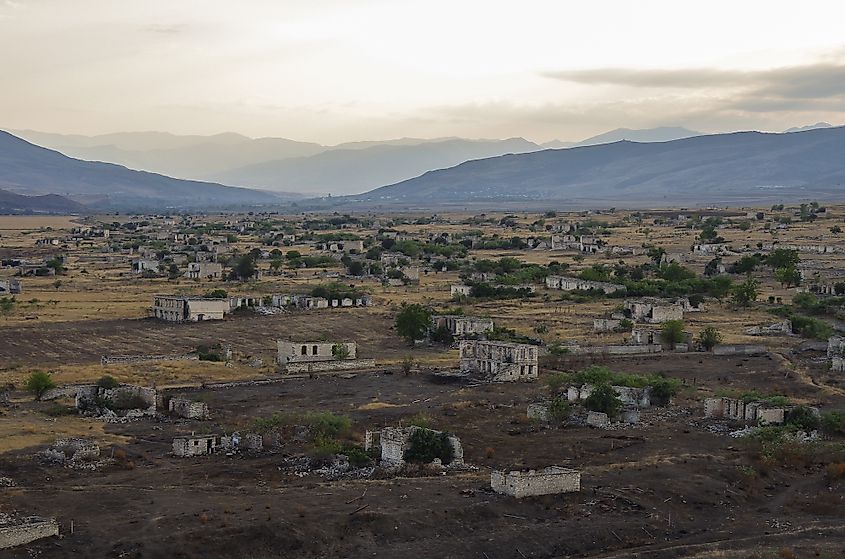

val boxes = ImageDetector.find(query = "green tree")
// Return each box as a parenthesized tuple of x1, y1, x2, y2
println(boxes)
(232, 254, 256, 280)
(25, 371, 56, 399)
(331, 343, 351, 360)
(0, 296, 15, 319)
(774, 266, 801, 287)
(766, 248, 800, 270)
(697, 326, 722, 351)
(394, 304, 432, 344)
(660, 320, 685, 349)
(584, 384, 622, 418)
(96, 375, 119, 389)
(731, 276, 759, 307)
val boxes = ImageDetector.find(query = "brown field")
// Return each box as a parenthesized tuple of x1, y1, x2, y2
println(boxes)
(2, 206, 845, 558)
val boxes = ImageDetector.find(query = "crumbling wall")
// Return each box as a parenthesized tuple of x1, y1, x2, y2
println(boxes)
(168, 397, 209, 420)
(0, 516, 59, 550)
(491, 466, 581, 498)
(101, 354, 198, 365)
(284, 358, 376, 374)
(712, 345, 768, 356)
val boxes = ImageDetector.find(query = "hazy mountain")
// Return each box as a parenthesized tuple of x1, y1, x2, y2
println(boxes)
(541, 139, 577, 149)
(0, 189, 86, 214)
(0, 131, 287, 211)
(349, 127, 845, 208)
(540, 126, 700, 150)
(784, 122, 833, 133)
(574, 126, 701, 147)
(12, 130, 326, 179)
(12, 130, 541, 195)
(212, 137, 543, 195)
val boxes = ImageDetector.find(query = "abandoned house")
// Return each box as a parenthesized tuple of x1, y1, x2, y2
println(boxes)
(168, 396, 209, 420)
(0, 278, 21, 294)
(545, 275, 625, 294)
(703, 397, 786, 425)
(0, 514, 60, 550)
(152, 295, 229, 322)
(172, 434, 219, 457)
(276, 341, 374, 373)
(623, 298, 684, 324)
(450, 284, 473, 298)
(131, 258, 159, 274)
(432, 315, 494, 337)
(491, 466, 581, 498)
(277, 341, 357, 364)
(365, 426, 464, 468)
(185, 261, 223, 280)
(459, 340, 539, 381)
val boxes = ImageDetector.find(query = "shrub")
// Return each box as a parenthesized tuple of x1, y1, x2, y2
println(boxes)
(820, 411, 845, 435)
(403, 428, 455, 465)
(785, 406, 820, 431)
(430, 325, 454, 346)
(96, 375, 119, 389)
(545, 372, 568, 395)
(584, 384, 622, 418)
(331, 343, 351, 360)
(204, 289, 228, 299)
(395, 303, 432, 344)
(547, 397, 571, 423)
(660, 320, 685, 349)
(25, 371, 55, 399)
(697, 326, 723, 351)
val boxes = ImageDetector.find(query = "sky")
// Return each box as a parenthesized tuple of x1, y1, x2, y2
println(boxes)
(1, 0, 845, 144)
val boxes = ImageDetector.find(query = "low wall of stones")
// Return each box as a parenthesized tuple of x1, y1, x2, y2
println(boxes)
(491, 467, 580, 498)
(284, 358, 376, 374)
(712, 345, 768, 356)
(0, 517, 59, 549)
(575, 345, 663, 355)
(101, 354, 198, 365)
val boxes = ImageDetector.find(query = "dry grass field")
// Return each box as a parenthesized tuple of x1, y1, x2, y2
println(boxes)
(2, 207, 845, 558)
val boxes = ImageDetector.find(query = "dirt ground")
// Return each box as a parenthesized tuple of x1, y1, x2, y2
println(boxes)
(1, 353, 843, 559)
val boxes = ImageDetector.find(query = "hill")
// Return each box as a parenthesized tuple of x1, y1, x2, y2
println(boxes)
(0, 189, 86, 214)
(213, 137, 542, 195)
(348, 127, 845, 208)
(0, 131, 287, 210)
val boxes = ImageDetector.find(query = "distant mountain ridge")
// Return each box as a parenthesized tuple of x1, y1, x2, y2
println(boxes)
(0, 189, 86, 214)
(346, 126, 845, 208)
(0, 131, 288, 210)
(213, 137, 542, 195)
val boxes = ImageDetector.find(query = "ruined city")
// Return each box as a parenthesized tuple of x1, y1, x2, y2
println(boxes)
(1, 206, 844, 558)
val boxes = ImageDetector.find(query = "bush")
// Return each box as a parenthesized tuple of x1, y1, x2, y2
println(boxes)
(820, 411, 845, 435)
(204, 289, 228, 299)
(430, 325, 454, 346)
(697, 326, 723, 351)
(395, 303, 432, 344)
(25, 371, 56, 399)
(547, 397, 571, 423)
(96, 375, 119, 389)
(584, 384, 622, 418)
(403, 428, 455, 465)
(660, 320, 685, 349)
(785, 406, 820, 431)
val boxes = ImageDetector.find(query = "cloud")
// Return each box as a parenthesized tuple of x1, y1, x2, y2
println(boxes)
(542, 60, 845, 100)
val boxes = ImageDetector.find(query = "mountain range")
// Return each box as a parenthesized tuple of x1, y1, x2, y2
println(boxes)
(343, 126, 845, 209)
(0, 131, 288, 211)
(11, 126, 707, 196)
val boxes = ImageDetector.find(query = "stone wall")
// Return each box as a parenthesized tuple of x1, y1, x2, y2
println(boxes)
(712, 345, 768, 356)
(377, 426, 464, 468)
(527, 403, 550, 422)
(703, 397, 785, 424)
(101, 354, 198, 365)
(172, 435, 219, 457)
(284, 358, 376, 374)
(168, 397, 209, 420)
(491, 466, 581, 498)
(0, 516, 59, 550)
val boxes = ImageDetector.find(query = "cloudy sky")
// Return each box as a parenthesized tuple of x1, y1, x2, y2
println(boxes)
(1, 0, 844, 144)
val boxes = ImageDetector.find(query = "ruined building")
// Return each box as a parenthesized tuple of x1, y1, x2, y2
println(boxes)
(365, 426, 464, 468)
(276, 341, 375, 373)
(152, 295, 229, 322)
(623, 298, 684, 324)
(491, 467, 581, 498)
(432, 315, 494, 337)
(459, 340, 539, 382)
